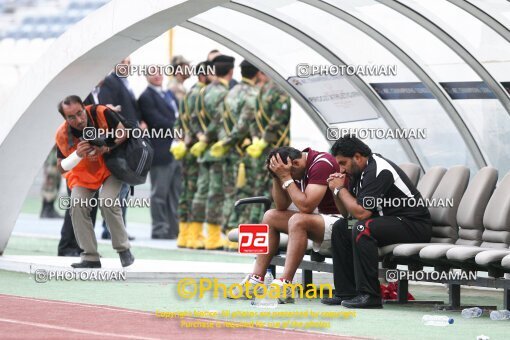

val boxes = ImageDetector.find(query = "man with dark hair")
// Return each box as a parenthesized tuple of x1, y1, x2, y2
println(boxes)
(189, 54, 235, 250)
(207, 49, 237, 89)
(265, 147, 302, 167)
(99, 58, 141, 241)
(172, 61, 213, 248)
(57, 84, 105, 256)
(55, 95, 135, 268)
(210, 59, 260, 251)
(323, 136, 431, 308)
(245, 72, 291, 224)
(229, 146, 342, 303)
(138, 68, 180, 239)
(99, 57, 141, 126)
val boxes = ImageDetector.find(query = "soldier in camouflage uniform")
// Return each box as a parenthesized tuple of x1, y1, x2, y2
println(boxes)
(40, 145, 62, 218)
(171, 61, 212, 249)
(245, 73, 291, 223)
(210, 60, 260, 251)
(189, 55, 235, 250)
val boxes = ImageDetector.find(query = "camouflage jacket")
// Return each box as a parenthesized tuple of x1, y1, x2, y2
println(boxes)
(257, 81, 291, 146)
(195, 78, 230, 162)
(222, 78, 259, 152)
(177, 81, 206, 147)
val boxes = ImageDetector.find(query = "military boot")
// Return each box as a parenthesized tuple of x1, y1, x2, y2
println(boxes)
(204, 223, 224, 250)
(177, 222, 190, 248)
(187, 222, 205, 249)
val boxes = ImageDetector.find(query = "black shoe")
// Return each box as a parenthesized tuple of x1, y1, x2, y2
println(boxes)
(101, 229, 111, 240)
(102, 230, 134, 241)
(151, 234, 173, 240)
(321, 295, 356, 306)
(119, 249, 135, 267)
(62, 250, 81, 257)
(341, 294, 382, 309)
(40, 201, 62, 219)
(311, 251, 326, 262)
(71, 260, 101, 268)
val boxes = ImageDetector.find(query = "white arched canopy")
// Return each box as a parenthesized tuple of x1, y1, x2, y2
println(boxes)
(0, 0, 230, 253)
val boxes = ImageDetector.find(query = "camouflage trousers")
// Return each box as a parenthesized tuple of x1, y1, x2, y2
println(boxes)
(247, 148, 273, 223)
(224, 152, 273, 228)
(41, 145, 62, 202)
(178, 152, 199, 223)
(191, 160, 224, 225)
(222, 155, 241, 229)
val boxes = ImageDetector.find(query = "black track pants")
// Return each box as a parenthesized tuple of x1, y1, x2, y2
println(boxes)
(330, 216, 431, 298)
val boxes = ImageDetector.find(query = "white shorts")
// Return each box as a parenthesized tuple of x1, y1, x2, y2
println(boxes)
(312, 214, 344, 253)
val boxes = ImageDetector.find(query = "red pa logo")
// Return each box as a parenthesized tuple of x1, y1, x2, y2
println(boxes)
(238, 224, 269, 254)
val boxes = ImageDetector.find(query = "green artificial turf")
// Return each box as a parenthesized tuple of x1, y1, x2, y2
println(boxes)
(21, 196, 152, 224)
(3, 235, 253, 263)
(0, 269, 507, 340)
(4, 205, 510, 339)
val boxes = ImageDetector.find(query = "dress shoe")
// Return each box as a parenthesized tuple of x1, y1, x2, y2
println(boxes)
(40, 201, 62, 219)
(101, 229, 111, 240)
(62, 250, 81, 257)
(71, 260, 101, 268)
(341, 294, 383, 309)
(310, 251, 326, 262)
(151, 234, 174, 240)
(321, 295, 356, 306)
(103, 229, 135, 241)
(119, 249, 135, 267)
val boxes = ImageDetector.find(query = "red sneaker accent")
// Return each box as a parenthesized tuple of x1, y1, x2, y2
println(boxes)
(384, 282, 415, 300)
(251, 274, 263, 282)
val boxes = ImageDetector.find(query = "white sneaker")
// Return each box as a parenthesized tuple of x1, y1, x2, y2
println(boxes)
(269, 279, 296, 304)
(227, 274, 263, 299)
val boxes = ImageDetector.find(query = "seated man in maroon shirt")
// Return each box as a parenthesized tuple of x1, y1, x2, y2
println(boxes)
(229, 146, 344, 303)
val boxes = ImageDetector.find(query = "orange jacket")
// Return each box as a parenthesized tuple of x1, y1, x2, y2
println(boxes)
(55, 105, 111, 190)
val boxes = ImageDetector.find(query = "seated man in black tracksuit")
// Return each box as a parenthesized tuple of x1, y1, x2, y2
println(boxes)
(322, 136, 431, 308)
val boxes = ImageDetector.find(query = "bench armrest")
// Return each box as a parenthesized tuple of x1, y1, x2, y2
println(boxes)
(234, 196, 272, 212)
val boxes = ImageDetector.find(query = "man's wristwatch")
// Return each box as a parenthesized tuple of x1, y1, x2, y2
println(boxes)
(282, 179, 294, 190)
(333, 186, 345, 197)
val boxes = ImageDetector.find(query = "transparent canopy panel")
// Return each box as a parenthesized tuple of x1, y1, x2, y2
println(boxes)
(240, 0, 477, 170)
(323, 0, 480, 81)
(465, 0, 510, 29)
(331, 118, 412, 167)
(188, 6, 419, 161)
(235, 0, 416, 83)
(403, 0, 510, 82)
(451, 100, 510, 174)
(287, 75, 380, 124)
(189, 6, 379, 125)
(190, 7, 326, 79)
(322, 0, 510, 174)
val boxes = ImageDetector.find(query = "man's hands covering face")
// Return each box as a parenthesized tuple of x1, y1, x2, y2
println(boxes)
(268, 153, 292, 181)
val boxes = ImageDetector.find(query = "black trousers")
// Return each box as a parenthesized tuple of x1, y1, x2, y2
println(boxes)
(149, 161, 182, 238)
(331, 216, 431, 298)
